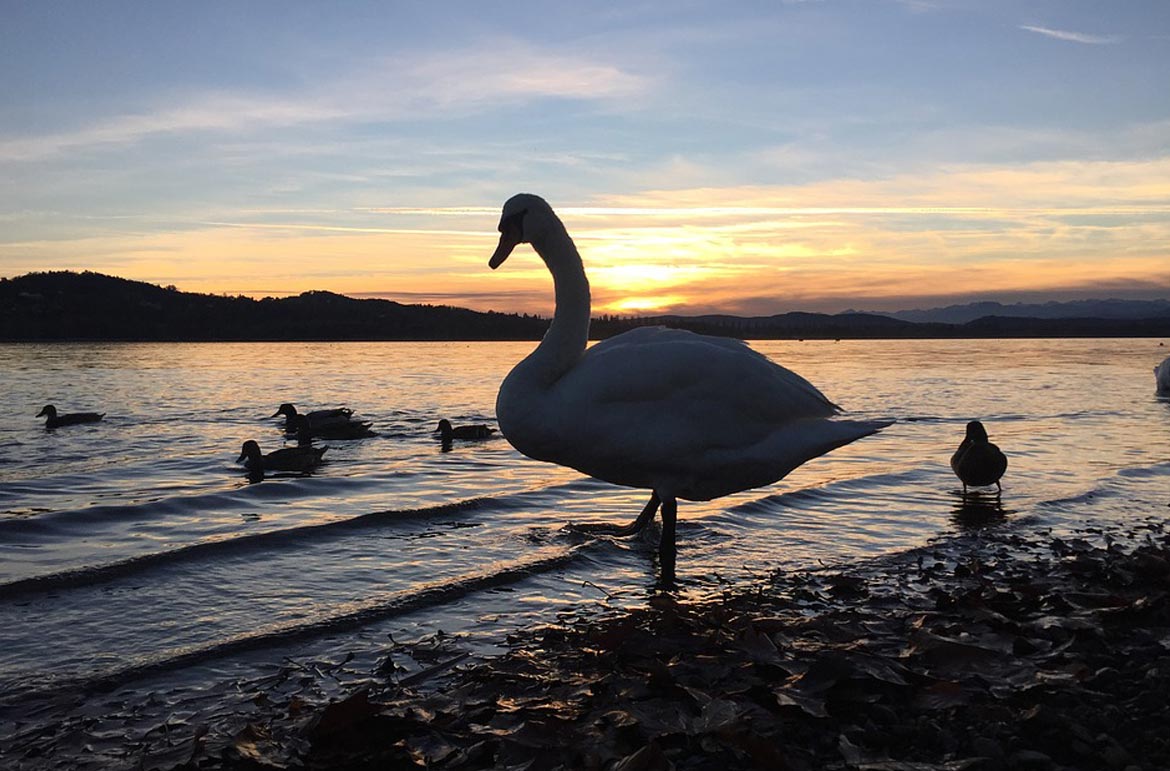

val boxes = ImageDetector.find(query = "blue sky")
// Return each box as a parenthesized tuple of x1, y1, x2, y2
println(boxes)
(2, 0, 1168, 315)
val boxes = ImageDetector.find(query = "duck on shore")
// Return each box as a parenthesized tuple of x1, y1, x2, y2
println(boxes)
(951, 420, 1008, 493)
(36, 404, 104, 429)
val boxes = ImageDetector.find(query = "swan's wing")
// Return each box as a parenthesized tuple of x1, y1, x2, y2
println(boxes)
(571, 327, 838, 422)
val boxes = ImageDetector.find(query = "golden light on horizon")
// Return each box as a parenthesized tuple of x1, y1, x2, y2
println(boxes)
(2, 157, 1167, 314)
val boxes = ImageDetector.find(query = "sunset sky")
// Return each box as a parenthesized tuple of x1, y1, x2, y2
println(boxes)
(2, 1, 1168, 316)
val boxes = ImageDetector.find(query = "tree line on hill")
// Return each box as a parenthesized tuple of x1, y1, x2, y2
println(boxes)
(2, 271, 1169, 342)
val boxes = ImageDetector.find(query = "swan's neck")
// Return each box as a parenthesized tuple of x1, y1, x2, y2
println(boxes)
(526, 224, 590, 385)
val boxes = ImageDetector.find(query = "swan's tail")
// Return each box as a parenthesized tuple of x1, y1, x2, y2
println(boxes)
(689, 417, 892, 501)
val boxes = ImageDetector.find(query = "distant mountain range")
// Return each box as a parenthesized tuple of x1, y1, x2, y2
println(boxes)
(2, 271, 1169, 341)
(859, 299, 1170, 325)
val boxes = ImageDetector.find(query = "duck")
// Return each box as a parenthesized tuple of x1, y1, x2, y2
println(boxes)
(36, 404, 104, 429)
(1155, 356, 1170, 396)
(487, 193, 889, 579)
(271, 403, 355, 433)
(436, 418, 496, 442)
(950, 420, 1008, 493)
(236, 439, 327, 476)
(292, 414, 377, 442)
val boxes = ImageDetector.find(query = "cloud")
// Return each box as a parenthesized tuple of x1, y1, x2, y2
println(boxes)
(1019, 25, 1122, 45)
(0, 39, 649, 162)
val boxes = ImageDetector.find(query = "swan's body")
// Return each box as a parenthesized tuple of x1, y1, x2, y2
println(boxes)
(950, 420, 1007, 493)
(436, 418, 496, 441)
(489, 194, 887, 577)
(236, 439, 326, 475)
(1155, 356, 1170, 396)
(36, 404, 104, 429)
(272, 403, 354, 433)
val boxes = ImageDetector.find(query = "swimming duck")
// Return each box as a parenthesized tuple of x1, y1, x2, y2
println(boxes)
(436, 418, 496, 442)
(950, 420, 1008, 493)
(1155, 356, 1170, 396)
(236, 439, 327, 475)
(271, 403, 355, 433)
(36, 404, 104, 429)
(487, 194, 888, 579)
(292, 414, 377, 442)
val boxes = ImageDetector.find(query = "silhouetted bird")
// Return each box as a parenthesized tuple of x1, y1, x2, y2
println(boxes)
(293, 414, 376, 442)
(436, 418, 496, 442)
(236, 439, 326, 477)
(951, 420, 1008, 493)
(487, 194, 888, 580)
(271, 402, 354, 433)
(36, 404, 104, 429)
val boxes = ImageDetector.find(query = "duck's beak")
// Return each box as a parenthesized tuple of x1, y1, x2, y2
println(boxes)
(489, 217, 523, 270)
(236, 452, 247, 463)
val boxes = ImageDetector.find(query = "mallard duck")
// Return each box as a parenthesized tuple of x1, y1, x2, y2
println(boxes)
(36, 404, 104, 429)
(950, 420, 1008, 493)
(436, 418, 496, 441)
(271, 403, 355, 433)
(236, 439, 326, 475)
(292, 414, 376, 441)
(487, 194, 888, 579)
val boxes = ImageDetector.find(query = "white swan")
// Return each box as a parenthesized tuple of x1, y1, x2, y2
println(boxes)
(488, 194, 889, 578)
(1156, 355, 1170, 396)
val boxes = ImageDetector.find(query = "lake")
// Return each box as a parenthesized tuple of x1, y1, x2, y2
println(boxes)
(1, 338, 1168, 768)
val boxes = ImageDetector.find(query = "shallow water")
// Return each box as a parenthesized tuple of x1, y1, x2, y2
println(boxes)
(1, 338, 1168, 767)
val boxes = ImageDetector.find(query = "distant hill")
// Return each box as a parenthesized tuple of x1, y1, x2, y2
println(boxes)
(0, 271, 547, 341)
(860, 299, 1170, 325)
(2, 271, 1170, 341)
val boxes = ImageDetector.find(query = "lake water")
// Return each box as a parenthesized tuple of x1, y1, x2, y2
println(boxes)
(2, 338, 1169, 767)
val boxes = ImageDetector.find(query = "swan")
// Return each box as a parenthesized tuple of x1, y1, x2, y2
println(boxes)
(436, 418, 496, 441)
(1155, 356, 1170, 396)
(488, 193, 889, 577)
(36, 404, 104, 429)
(950, 420, 1007, 493)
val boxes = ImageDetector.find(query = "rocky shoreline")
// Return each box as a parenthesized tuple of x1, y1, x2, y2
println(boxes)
(178, 513, 1170, 771)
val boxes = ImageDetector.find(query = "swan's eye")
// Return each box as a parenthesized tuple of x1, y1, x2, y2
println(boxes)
(499, 209, 526, 235)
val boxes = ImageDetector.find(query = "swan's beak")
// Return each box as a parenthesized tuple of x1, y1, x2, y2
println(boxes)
(489, 219, 523, 269)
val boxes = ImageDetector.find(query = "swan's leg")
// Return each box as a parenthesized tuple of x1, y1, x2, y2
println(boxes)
(612, 492, 660, 536)
(658, 496, 677, 578)
(571, 492, 659, 536)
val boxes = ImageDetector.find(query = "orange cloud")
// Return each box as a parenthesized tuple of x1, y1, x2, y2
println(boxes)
(3, 157, 1167, 314)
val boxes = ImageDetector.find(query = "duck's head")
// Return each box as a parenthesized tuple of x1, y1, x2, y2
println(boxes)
(272, 403, 297, 418)
(436, 418, 454, 438)
(36, 405, 57, 418)
(489, 193, 559, 270)
(236, 440, 263, 463)
(965, 420, 989, 442)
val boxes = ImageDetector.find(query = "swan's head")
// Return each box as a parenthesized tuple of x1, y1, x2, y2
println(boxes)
(489, 193, 556, 269)
(964, 420, 989, 442)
